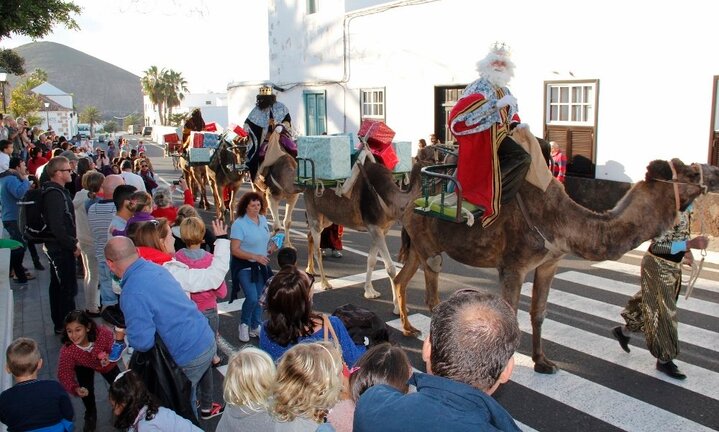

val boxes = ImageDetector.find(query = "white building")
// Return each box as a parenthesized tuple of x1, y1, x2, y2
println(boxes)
(144, 92, 228, 129)
(31, 82, 77, 138)
(227, 0, 719, 183)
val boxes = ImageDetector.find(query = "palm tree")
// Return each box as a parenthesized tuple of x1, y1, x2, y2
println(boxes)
(79, 106, 102, 137)
(141, 66, 166, 125)
(162, 69, 188, 122)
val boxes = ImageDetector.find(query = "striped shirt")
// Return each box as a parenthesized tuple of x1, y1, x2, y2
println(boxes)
(87, 199, 117, 259)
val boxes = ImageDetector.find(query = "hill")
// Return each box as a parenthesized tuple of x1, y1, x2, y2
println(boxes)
(9, 41, 142, 118)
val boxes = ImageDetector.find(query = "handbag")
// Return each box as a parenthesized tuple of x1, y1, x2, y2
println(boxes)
(128, 335, 200, 426)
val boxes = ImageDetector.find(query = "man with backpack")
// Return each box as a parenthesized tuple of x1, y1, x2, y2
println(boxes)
(41, 156, 79, 334)
(1, 157, 32, 286)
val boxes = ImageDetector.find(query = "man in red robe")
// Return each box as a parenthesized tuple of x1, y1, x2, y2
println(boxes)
(448, 44, 531, 227)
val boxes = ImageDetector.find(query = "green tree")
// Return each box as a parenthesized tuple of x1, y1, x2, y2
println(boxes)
(0, 49, 25, 75)
(0, 0, 82, 41)
(8, 68, 47, 118)
(141, 66, 166, 125)
(162, 69, 188, 122)
(168, 113, 186, 127)
(103, 120, 118, 133)
(79, 105, 101, 137)
(122, 113, 142, 131)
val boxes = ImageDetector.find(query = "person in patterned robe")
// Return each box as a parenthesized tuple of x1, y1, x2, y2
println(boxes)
(613, 205, 708, 379)
(448, 43, 531, 227)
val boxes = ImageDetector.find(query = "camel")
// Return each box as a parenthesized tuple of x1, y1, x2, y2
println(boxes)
(394, 150, 719, 374)
(301, 155, 423, 302)
(205, 137, 248, 220)
(179, 109, 211, 210)
(252, 151, 300, 248)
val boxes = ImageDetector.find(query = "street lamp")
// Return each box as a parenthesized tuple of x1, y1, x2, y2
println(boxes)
(44, 102, 50, 130)
(0, 68, 7, 114)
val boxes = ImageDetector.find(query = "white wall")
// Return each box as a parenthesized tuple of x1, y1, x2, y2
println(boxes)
(234, 0, 719, 182)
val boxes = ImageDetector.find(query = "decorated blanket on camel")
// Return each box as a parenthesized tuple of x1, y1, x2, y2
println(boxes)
(414, 126, 553, 225)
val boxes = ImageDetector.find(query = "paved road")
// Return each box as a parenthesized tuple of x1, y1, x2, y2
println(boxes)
(109, 138, 719, 430)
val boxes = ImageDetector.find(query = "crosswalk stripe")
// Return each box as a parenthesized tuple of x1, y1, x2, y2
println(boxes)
(218, 298, 244, 314)
(314, 269, 390, 291)
(387, 313, 717, 431)
(555, 271, 719, 318)
(592, 260, 719, 294)
(634, 242, 719, 266)
(520, 282, 719, 352)
(624, 251, 719, 274)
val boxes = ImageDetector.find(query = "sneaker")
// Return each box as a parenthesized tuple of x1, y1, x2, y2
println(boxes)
(332, 250, 343, 258)
(200, 403, 225, 420)
(108, 340, 127, 363)
(249, 325, 261, 338)
(239, 323, 250, 342)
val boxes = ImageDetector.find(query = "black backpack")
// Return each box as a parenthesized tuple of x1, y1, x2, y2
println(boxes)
(332, 303, 389, 347)
(18, 187, 57, 241)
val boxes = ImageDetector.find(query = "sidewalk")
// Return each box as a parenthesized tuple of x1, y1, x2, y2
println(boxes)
(5, 250, 115, 431)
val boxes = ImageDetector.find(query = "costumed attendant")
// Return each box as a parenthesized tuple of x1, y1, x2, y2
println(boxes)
(243, 85, 297, 182)
(448, 43, 531, 227)
(321, 223, 344, 258)
(612, 204, 708, 379)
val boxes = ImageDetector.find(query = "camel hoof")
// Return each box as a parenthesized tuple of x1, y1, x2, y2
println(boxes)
(364, 287, 381, 299)
(533, 360, 559, 374)
(402, 325, 421, 338)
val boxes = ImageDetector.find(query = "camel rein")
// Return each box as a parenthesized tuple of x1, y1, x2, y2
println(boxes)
(516, 193, 564, 255)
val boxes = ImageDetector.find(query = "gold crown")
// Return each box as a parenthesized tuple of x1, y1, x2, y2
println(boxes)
(259, 86, 273, 96)
(490, 41, 511, 57)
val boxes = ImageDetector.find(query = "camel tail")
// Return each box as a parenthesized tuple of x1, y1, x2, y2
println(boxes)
(398, 227, 411, 263)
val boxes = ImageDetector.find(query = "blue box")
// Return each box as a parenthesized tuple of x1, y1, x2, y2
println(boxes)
(331, 132, 359, 155)
(297, 135, 352, 180)
(392, 141, 412, 173)
(189, 148, 212, 165)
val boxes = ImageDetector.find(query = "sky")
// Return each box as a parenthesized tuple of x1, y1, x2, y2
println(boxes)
(1, 0, 269, 93)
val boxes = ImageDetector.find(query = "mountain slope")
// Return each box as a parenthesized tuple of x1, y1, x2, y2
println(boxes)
(9, 41, 142, 118)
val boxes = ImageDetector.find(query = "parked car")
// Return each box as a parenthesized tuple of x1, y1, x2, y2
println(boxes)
(142, 126, 153, 137)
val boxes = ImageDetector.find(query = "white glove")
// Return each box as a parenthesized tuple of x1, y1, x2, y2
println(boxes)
(274, 125, 283, 134)
(496, 94, 517, 109)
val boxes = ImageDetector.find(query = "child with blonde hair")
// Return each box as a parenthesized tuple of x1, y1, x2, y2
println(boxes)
(216, 347, 276, 431)
(0, 338, 74, 431)
(271, 342, 344, 431)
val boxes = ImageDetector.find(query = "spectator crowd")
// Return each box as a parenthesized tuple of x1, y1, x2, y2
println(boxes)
(0, 119, 525, 432)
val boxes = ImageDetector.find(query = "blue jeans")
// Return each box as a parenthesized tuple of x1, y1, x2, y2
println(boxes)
(97, 260, 118, 306)
(236, 268, 264, 328)
(179, 340, 216, 417)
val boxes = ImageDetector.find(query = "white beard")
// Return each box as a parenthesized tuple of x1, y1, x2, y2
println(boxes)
(480, 66, 513, 88)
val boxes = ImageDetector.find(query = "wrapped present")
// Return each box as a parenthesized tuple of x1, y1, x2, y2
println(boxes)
(228, 123, 248, 138)
(190, 131, 220, 149)
(223, 130, 240, 144)
(391, 141, 412, 173)
(297, 135, 352, 180)
(358, 119, 395, 151)
(204, 122, 219, 132)
(331, 132, 360, 156)
(371, 145, 399, 171)
(163, 133, 179, 144)
(188, 148, 212, 165)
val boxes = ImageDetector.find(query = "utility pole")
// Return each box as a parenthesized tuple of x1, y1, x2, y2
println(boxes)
(0, 68, 7, 114)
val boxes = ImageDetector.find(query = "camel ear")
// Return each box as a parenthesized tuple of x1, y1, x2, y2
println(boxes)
(645, 160, 672, 181)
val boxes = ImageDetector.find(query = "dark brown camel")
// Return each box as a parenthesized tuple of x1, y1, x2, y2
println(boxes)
(254, 152, 300, 248)
(302, 155, 423, 302)
(205, 137, 248, 220)
(394, 156, 719, 374)
(179, 109, 211, 210)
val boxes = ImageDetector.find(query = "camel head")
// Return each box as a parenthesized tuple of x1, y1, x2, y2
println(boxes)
(645, 159, 719, 208)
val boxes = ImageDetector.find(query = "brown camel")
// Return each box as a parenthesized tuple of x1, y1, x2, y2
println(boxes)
(179, 109, 211, 210)
(394, 157, 719, 374)
(303, 155, 423, 302)
(205, 137, 248, 220)
(253, 153, 300, 248)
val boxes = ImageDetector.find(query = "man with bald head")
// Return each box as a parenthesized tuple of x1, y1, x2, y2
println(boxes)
(104, 236, 217, 418)
(354, 290, 522, 432)
(87, 174, 127, 311)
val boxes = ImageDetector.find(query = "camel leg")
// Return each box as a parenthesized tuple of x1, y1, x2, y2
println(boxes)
(363, 241, 381, 299)
(305, 218, 332, 289)
(282, 194, 299, 248)
(209, 176, 223, 220)
(306, 231, 316, 275)
(530, 259, 560, 374)
(265, 192, 282, 233)
(423, 263, 441, 312)
(393, 248, 421, 336)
